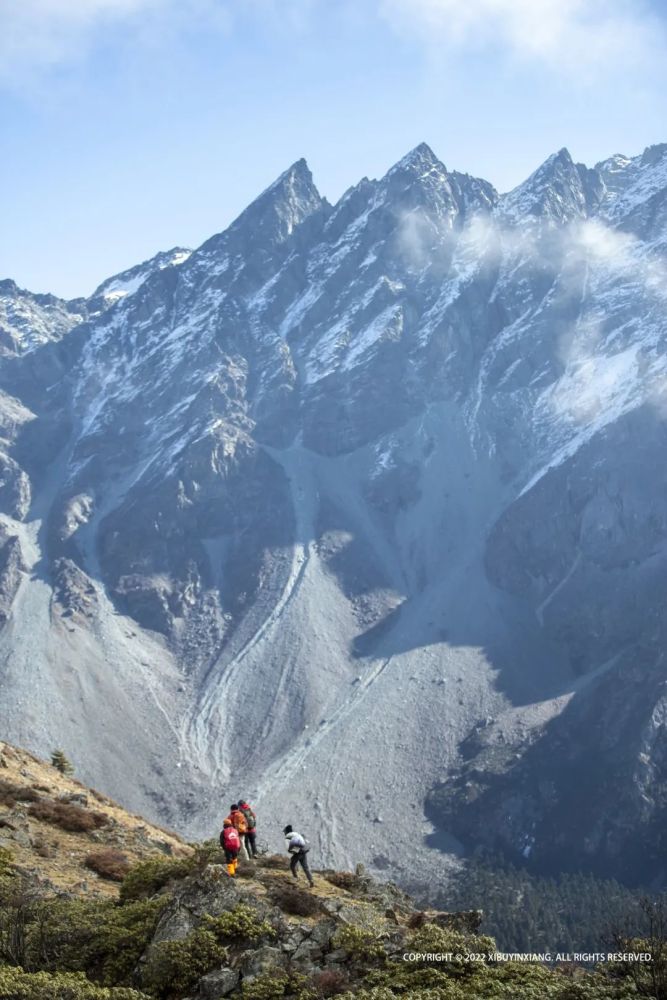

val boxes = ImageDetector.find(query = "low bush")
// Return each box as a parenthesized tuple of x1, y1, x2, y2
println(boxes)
(322, 872, 361, 893)
(85, 850, 131, 883)
(333, 925, 386, 962)
(235, 859, 258, 879)
(28, 800, 108, 833)
(142, 903, 276, 997)
(142, 929, 226, 999)
(203, 904, 276, 942)
(241, 971, 315, 1000)
(119, 857, 196, 902)
(258, 854, 290, 870)
(0, 966, 151, 1000)
(0, 846, 13, 877)
(270, 883, 322, 917)
(32, 838, 55, 859)
(0, 882, 165, 986)
(0, 780, 41, 807)
(309, 968, 350, 997)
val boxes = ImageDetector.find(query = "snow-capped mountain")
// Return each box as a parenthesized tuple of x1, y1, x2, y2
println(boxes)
(1, 141, 666, 889)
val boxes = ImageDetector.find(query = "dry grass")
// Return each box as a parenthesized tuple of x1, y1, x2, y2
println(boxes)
(0, 738, 191, 898)
(85, 848, 131, 882)
(0, 779, 41, 807)
(28, 799, 109, 833)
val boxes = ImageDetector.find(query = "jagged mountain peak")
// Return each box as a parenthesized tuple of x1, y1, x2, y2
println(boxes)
(378, 142, 498, 232)
(200, 157, 326, 256)
(387, 141, 445, 177)
(499, 145, 603, 223)
(601, 140, 667, 235)
(91, 246, 192, 305)
(640, 142, 667, 167)
(268, 155, 314, 187)
(236, 157, 323, 227)
(0, 277, 87, 357)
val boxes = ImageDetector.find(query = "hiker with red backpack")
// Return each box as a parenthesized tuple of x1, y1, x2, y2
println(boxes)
(228, 803, 249, 858)
(219, 818, 240, 876)
(239, 798, 259, 858)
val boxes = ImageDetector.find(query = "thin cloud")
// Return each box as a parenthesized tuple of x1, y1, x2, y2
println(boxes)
(0, 0, 156, 75)
(0, 0, 230, 85)
(380, 0, 665, 79)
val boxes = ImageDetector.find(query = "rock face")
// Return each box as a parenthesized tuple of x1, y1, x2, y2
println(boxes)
(0, 143, 666, 887)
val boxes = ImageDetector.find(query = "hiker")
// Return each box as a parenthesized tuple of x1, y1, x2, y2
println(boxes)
(219, 818, 240, 876)
(228, 803, 249, 858)
(239, 798, 259, 858)
(283, 824, 314, 887)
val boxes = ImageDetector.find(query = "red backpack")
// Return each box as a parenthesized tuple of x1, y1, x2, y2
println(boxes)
(222, 826, 241, 852)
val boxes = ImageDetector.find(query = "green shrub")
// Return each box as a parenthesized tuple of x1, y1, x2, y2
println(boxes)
(0, 846, 14, 877)
(141, 903, 275, 998)
(75, 898, 166, 986)
(241, 971, 315, 1000)
(0, 887, 165, 986)
(333, 924, 386, 962)
(405, 923, 495, 979)
(0, 965, 149, 999)
(50, 750, 74, 776)
(355, 957, 645, 1000)
(119, 857, 195, 902)
(335, 989, 397, 1000)
(141, 929, 226, 998)
(363, 962, 465, 995)
(203, 903, 276, 942)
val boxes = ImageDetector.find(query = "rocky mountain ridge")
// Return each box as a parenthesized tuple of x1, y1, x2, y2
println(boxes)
(0, 140, 666, 890)
(0, 741, 653, 1000)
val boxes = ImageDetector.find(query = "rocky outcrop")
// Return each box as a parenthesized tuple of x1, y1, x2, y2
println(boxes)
(0, 529, 24, 626)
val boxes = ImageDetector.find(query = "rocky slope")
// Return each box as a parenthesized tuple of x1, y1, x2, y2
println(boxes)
(0, 758, 649, 1000)
(0, 740, 190, 895)
(0, 141, 666, 888)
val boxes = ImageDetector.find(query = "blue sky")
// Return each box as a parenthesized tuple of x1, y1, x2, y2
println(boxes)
(1, 0, 665, 298)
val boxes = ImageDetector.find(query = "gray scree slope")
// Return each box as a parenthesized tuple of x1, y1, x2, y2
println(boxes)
(1, 142, 666, 888)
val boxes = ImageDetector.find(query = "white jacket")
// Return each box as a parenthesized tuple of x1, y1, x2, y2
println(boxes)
(286, 831, 307, 853)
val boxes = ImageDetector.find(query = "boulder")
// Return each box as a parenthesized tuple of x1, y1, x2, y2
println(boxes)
(239, 945, 288, 979)
(198, 967, 240, 998)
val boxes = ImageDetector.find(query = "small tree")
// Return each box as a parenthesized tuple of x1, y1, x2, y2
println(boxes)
(51, 749, 73, 776)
